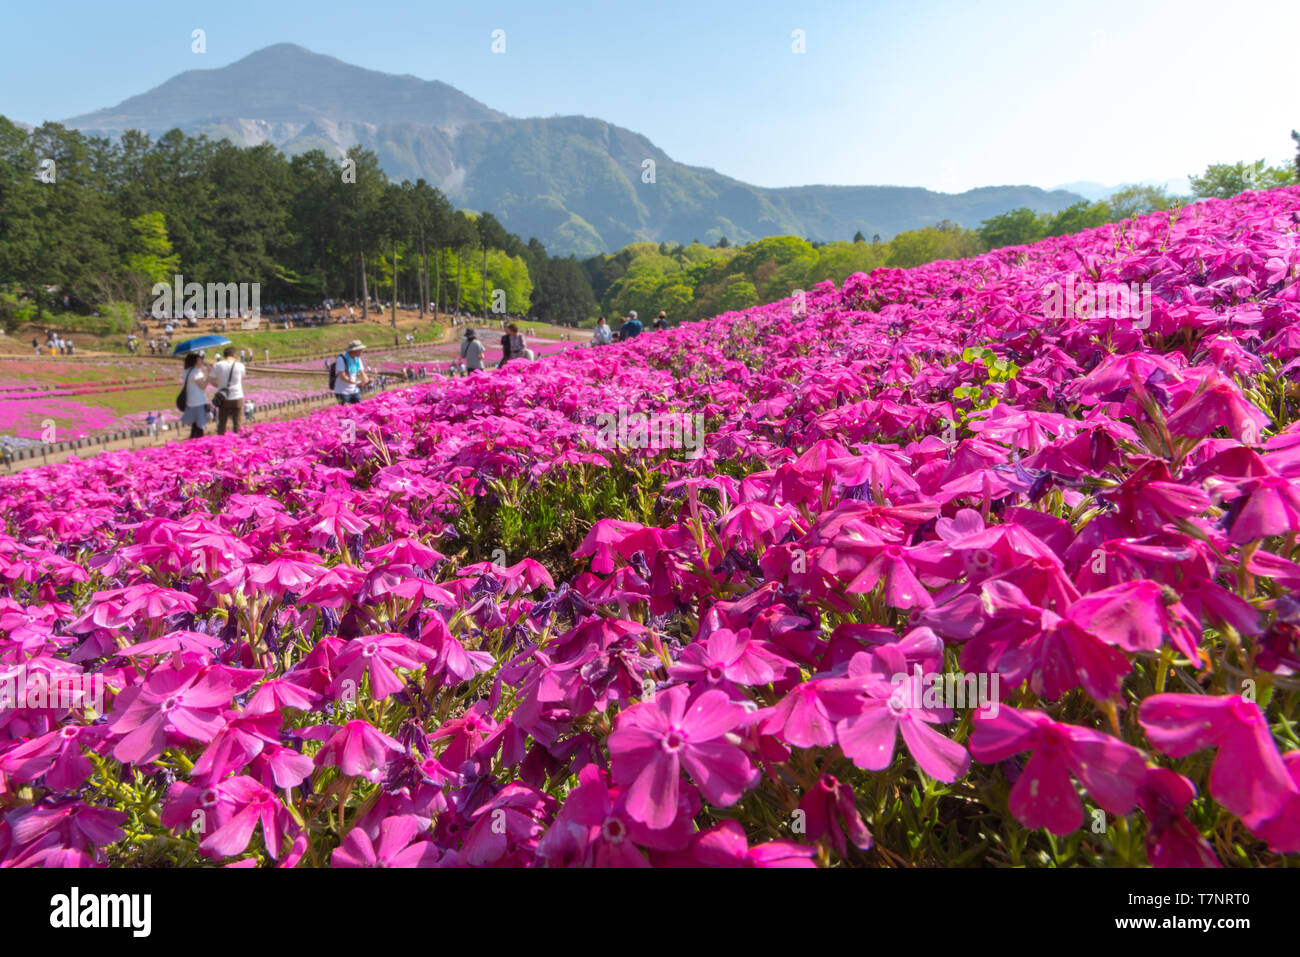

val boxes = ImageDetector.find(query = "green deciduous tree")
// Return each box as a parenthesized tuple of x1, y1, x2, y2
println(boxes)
(978, 207, 1047, 249)
(124, 212, 180, 285)
(887, 221, 984, 267)
(1044, 201, 1112, 237)
(1189, 159, 1297, 199)
(1105, 184, 1175, 220)
(718, 276, 757, 312)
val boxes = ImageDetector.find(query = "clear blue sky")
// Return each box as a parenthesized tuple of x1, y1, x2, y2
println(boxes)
(4, 0, 1297, 193)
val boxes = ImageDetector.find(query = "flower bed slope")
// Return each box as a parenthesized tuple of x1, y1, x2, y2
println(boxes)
(1, 188, 1298, 867)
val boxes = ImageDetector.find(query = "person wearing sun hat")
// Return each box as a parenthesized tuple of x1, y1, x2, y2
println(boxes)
(460, 327, 486, 372)
(334, 339, 371, 404)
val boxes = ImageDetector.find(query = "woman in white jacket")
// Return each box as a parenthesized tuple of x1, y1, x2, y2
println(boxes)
(180, 352, 212, 439)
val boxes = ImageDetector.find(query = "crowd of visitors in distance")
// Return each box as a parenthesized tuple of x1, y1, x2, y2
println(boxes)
(32, 332, 75, 355)
(589, 309, 668, 345)
(449, 309, 669, 375)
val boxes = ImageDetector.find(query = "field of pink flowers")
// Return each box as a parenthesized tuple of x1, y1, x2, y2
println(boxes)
(1, 187, 1298, 868)
(0, 376, 328, 444)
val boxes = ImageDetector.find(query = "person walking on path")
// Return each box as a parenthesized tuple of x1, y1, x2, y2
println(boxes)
(334, 340, 370, 405)
(461, 328, 486, 372)
(210, 346, 247, 435)
(499, 323, 527, 366)
(180, 353, 211, 440)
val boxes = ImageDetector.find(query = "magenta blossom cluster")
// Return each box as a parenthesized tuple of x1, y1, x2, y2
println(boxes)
(1, 187, 1299, 867)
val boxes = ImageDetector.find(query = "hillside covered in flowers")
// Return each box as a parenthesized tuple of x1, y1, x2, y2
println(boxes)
(2, 186, 1299, 867)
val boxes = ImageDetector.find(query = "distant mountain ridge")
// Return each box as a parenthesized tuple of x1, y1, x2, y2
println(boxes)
(60, 43, 1086, 256)
(1051, 179, 1190, 202)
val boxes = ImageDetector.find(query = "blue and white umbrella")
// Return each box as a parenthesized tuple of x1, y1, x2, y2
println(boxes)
(171, 335, 232, 356)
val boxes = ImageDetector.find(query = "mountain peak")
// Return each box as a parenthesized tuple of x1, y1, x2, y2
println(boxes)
(55, 46, 1084, 256)
(239, 42, 315, 58)
(63, 43, 505, 133)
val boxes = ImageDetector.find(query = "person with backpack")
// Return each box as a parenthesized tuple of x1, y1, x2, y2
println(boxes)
(619, 311, 643, 340)
(499, 323, 527, 366)
(461, 328, 486, 372)
(179, 352, 211, 439)
(210, 346, 247, 435)
(332, 340, 370, 404)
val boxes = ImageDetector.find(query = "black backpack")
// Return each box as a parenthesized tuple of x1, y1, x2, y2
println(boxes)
(327, 353, 346, 390)
(175, 369, 190, 412)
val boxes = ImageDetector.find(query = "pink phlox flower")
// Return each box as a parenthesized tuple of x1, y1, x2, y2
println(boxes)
(332, 814, 442, 867)
(669, 626, 793, 688)
(970, 706, 1146, 834)
(0, 723, 106, 789)
(798, 773, 873, 856)
(1136, 767, 1221, 867)
(331, 632, 435, 701)
(536, 764, 697, 868)
(461, 782, 558, 866)
(1139, 693, 1294, 833)
(667, 819, 818, 868)
(828, 647, 971, 782)
(5, 799, 126, 861)
(609, 684, 758, 829)
(311, 719, 404, 782)
(430, 701, 499, 771)
(107, 664, 261, 765)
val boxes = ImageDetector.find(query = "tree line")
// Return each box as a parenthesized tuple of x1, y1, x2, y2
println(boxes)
(977, 150, 1299, 251)
(0, 117, 596, 328)
(2, 115, 1296, 334)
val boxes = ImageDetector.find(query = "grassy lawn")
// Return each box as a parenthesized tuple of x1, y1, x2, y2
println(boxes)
(211, 320, 446, 357)
(10, 311, 450, 357)
(86, 384, 180, 417)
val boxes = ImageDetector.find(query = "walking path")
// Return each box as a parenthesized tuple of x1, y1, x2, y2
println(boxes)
(0, 384, 412, 474)
(1, 323, 578, 473)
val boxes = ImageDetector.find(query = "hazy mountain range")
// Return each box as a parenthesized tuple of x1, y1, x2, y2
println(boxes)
(1052, 179, 1191, 202)
(56, 43, 1090, 256)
